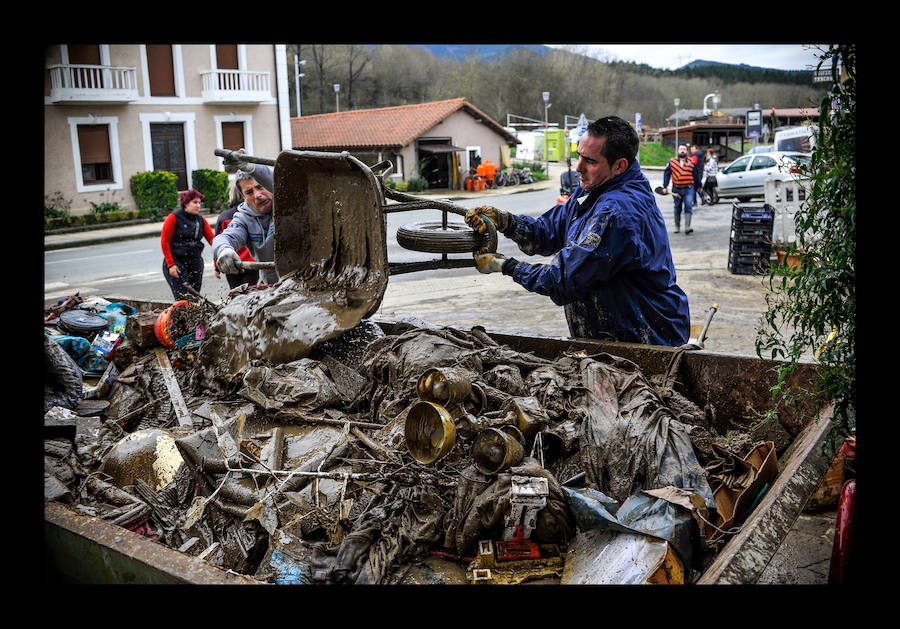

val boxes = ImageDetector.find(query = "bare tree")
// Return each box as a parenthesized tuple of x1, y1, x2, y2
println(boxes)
(340, 45, 371, 111)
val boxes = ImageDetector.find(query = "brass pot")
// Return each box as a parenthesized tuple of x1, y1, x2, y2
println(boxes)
(404, 401, 457, 465)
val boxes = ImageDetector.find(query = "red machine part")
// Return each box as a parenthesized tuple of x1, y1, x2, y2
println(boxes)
(495, 524, 540, 561)
(828, 479, 855, 584)
(828, 430, 856, 584)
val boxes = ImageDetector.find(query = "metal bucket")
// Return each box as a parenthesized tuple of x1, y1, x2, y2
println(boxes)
(472, 426, 524, 475)
(404, 401, 457, 465)
(417, 367, 473, 407)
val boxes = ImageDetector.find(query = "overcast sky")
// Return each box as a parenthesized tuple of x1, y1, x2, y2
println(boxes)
(546, 44, 826, 71)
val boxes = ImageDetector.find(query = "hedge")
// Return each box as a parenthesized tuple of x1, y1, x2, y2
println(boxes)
(191, 169, 230, 210)
(130, 170, 178, 211)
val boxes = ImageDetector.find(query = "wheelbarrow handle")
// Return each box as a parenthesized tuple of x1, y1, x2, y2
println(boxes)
(214, 148, 277, 167)
(237, 261, 276, 270)
(381, 186, 468, 218)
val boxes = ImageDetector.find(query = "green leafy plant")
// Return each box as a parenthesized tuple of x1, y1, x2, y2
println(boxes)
(406, 177, 429, 192)
(89, 201, 122, 214)
(191, 169, 230, 210)
(44, 191, 72, 219)
(130, 170, 179, 211)
(754, 44, 855, 451)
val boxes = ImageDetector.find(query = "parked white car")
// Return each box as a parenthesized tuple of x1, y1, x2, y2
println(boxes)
(716, 151, 811, 201)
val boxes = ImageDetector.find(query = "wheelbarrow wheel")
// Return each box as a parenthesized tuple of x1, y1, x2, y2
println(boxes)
(396, 221, 489, 254)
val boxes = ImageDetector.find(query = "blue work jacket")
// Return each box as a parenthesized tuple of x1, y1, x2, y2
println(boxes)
(505, 160, 690, 346)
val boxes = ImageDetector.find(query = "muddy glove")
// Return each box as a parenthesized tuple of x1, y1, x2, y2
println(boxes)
(216, 247, 242, 274)
(474, 252, 507, 274)
(223, 148, 256, 175)
(465, 205, 511, 234)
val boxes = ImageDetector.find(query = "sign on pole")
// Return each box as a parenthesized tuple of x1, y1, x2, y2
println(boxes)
(746, 109, 762, 138)
(635, 113, 642, 135)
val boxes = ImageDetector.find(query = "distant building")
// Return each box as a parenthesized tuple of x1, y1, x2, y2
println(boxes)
(660, 107, 820, 161)
(290, 98, 518, 190)
(44, 44, 291, 214)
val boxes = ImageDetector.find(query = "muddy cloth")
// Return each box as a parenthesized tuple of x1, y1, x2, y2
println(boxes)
(44, 332, 83, 412)
(575, 353, 716, 511)
(442, 459, 574, 557)
(196, 275, 381, 383)
(308, 484, 446, 584)
(239, 358, 343, 411)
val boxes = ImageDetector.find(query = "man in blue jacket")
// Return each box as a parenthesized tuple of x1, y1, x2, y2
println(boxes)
(465, 116, 690, 347)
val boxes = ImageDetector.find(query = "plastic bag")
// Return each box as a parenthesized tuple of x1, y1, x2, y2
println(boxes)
(44, 332, 83, 412)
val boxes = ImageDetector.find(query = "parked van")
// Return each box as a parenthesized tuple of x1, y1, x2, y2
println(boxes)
(775, 125, 818, 153)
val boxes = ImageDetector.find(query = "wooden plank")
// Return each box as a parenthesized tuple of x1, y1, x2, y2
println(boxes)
(696, 404, 838, 584)
(153, 347, 192, 428)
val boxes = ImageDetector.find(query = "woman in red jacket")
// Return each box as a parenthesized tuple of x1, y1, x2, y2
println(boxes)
(160, 189, 215, 300)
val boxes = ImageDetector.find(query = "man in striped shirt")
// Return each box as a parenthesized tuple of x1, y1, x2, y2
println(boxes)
(661, 145, 701, 234)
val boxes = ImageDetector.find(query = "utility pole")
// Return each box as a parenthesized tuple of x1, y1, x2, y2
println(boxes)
(543, 91, 551, 179)
(674, 98, 680, 152)
(294, 56, 306, 117)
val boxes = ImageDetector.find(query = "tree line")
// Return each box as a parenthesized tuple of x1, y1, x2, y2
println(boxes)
(287, 44, 829, 130)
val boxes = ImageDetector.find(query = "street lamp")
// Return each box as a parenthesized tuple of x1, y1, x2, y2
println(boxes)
(674, 98, 680, 152)
(543, 91, 551, 179)
(334, 83, 341, 112)
(294, 57, 306, 117)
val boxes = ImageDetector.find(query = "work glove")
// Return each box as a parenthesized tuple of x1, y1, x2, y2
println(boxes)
(216, 247, 242, 274)
(474, 252, 507, 275)
(223, 148, 256, 175)
(465, 205, 510, 234)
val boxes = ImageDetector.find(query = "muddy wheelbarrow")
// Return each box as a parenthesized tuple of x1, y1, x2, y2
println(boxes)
(215, 149, 498, 280)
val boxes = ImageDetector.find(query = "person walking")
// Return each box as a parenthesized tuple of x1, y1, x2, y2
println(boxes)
(661, 144, 701, 234)
(702, 147, 719, 205)
(690, 144, 706, 199)
(160, 189, 215, 300)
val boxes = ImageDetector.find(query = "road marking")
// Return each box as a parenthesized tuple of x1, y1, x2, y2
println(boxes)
(44, 249, 156, 264)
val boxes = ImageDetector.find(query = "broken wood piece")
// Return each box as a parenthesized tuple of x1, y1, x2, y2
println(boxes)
(350, 426, 399, 463)
(126, 312, 161, 349)
(153, 347, 193, 428)
(266, 427, 284, 472)
(275, 408, 384, 430)
(113, 399, 160, 428)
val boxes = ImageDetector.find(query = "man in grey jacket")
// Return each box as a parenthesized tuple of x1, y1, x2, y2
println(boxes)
(212, 150, 278, 285)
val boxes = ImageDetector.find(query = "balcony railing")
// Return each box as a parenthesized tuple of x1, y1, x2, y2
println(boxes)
(48, 64, 138, 103)
(200, 69, 271, 103)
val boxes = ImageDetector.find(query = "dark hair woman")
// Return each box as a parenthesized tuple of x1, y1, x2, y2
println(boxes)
(160, 188, 214, 300)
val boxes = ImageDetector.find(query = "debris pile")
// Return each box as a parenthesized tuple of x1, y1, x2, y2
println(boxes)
(44, 291, 783, 585)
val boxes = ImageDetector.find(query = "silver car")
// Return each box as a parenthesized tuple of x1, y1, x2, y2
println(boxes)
(716, 151, 811, 201)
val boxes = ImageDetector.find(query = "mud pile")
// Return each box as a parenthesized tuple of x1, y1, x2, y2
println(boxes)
(44, 295, 787, 585)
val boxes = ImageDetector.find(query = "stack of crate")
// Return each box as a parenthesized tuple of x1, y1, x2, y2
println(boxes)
(728, 203, 775, 275)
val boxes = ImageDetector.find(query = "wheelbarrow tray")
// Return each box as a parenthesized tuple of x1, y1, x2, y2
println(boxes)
(271, 150, 389, 318)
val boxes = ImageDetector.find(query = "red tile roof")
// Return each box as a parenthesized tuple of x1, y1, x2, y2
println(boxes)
(290, 98, 516, 150)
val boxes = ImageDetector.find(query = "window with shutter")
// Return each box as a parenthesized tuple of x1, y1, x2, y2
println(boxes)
(221, 122, 245, 151)
(215, 45, 239, 90)
(68, 44, 104, 89)
(146, 45, 176, 96)
(77, 124, 113, 184)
